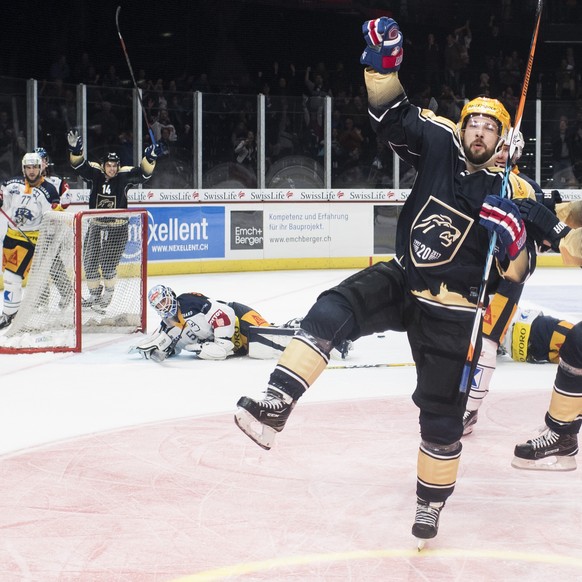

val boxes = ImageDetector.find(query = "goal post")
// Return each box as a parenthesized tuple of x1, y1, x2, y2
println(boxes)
(0, 208, 148, 353)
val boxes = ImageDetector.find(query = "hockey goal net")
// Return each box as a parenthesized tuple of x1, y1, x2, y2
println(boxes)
(0, 208, 147, 353)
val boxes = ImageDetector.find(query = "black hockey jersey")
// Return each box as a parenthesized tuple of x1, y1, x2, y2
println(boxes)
(70, 160, 152, 210)
(366, 71, 536, 319)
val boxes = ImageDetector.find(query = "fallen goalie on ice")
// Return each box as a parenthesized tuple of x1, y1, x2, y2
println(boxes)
(130, 285, 353, 362)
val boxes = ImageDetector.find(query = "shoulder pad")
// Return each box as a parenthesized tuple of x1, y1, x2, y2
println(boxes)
(508, 172, 535, 200)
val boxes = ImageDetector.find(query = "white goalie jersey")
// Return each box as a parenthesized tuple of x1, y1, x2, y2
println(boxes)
(134, 292, 241, 362)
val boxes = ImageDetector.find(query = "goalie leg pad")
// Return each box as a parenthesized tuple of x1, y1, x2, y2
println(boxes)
(248, 326, 297, 359)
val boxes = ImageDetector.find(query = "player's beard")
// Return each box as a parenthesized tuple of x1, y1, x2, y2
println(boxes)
(465, 139, 497, 167)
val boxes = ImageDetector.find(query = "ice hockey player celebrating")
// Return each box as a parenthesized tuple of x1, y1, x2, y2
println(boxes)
(67, 130, 161, 310)
(0, 152, 60, 328)
(234, 16, 539, 549)
(134, 285, 271, 362)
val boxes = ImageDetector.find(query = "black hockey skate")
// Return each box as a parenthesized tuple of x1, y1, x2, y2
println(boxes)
(512, 426, 578, 471)
(91, 287, 114, 314)
(234, 387, 296, 450)
(58, 286, 74, 310)
(82, 285, 103, 308)
(412, 497, 445, 551)
(462, 409, 479, 436)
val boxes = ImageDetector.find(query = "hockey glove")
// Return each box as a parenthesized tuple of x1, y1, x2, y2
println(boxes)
(137, 345, 167, 362)
(134, 329, 176, 362)
(539, 189, 562, 213)
(360, 17, 403, 74)
(479, 195, 527, 261)
(514, 197, 571, 252)
(67, 130, 83, 155)
(0, 192, 3, 209)
(144, 143, 163, 163)
(197, 338, 235, 360)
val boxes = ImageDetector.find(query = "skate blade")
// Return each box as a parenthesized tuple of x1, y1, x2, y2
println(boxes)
(415, 537, 427, 551)
(234, 408, 277, 450)
(511, 455, 577, 471)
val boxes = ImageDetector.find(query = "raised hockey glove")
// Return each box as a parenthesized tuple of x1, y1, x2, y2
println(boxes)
(514, 197, 571, 252)
(360, 17, 403, 74)
(144, 143, 163, 163)
(67, 130, 83, 155)
(479, 195, 527, 261)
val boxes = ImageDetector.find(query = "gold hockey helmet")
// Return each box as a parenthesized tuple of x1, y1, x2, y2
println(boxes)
(458, 97, 511, 139)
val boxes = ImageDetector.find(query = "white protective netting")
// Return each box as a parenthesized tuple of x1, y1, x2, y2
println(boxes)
(0, 209, 147, 352)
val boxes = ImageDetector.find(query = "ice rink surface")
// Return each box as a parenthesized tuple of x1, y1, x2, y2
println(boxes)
(0, 266, 581, 581)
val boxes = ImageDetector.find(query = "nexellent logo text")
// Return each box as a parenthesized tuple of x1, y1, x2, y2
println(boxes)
(148, 211, 209, 244)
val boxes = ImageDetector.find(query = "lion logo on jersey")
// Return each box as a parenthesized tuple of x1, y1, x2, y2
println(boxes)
(414, 214, 461, 247)
(410, 196, 473, 267)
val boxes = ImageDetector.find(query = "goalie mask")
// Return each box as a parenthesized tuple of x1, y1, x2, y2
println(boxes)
(148, 285, 178, 318)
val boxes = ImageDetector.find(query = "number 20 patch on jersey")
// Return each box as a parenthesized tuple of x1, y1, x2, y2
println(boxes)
(409, 196, 473, 267)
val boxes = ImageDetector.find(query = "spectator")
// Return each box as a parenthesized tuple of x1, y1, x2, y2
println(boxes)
(454, 20, 471, 98)
(89, 100, 120, 147)
(436, 84, 461, 122)
(49, 55, 70, 82)
(569, 120, 582, 183)
(102, 65, 121, 89)
(193, 73, 212, 93)
(555, 48, 577, 99)
(74, 52, 94, 85)
(423, 33, 442, 96)
(0, 110, 16, 180)
(498, 53, 522, 93)
(551, 115, 578, 187)
(151, 108, 178, 143)
(329, 60, 349, 96)
(234, 130, 256, 166)
(338, 116, 364, 167)
(474, 72, 492, 98)
(499, 85, 518, 119)
(443, 33, 464, 97)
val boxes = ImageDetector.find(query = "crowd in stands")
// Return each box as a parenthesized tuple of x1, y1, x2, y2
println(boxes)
(1, 3, 582, 189)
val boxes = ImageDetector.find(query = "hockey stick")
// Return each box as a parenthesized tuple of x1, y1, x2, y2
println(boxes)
(459, 0, 543, 393)
(0, 208, 32, 244)
(327, 362, 415, 370)
(115, 6, 157, 146)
